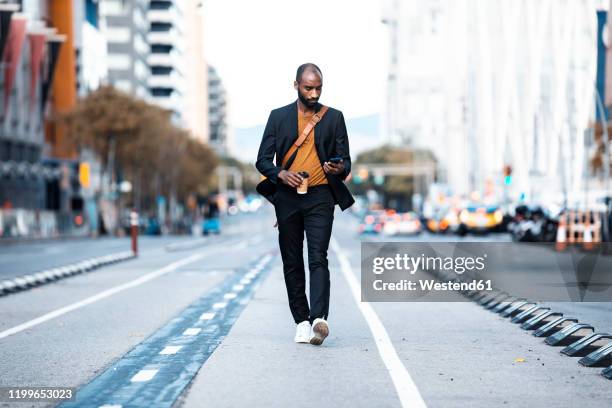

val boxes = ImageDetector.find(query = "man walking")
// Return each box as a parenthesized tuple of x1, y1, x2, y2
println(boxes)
(256, 63, 354, 345)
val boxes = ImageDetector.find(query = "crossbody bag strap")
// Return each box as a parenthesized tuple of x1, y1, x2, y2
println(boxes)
(281, 105, 329, 169)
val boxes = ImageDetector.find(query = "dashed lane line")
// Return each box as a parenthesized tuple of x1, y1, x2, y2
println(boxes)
(57, 254, 275, 408)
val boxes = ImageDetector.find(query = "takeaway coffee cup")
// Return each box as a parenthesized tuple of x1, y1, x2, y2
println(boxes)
(297, 171, 309, 194)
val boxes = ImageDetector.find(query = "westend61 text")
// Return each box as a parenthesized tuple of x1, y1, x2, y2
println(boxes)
(373, 279, 493, 292)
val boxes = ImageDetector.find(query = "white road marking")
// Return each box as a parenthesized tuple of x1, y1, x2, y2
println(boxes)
(240, 278, 251, 285)
(159, 346, 182, 355)
(212, 302, 227, 309)
(183, 328, 202, 336)
(0, 252, 207, 340)
(130, 369, 158, 382)
(232, 284, 245, 291)
(99, 405, 122, 408)
(331, 237, 427, 408)
(223, 292, 237, 300)
(199, 312, 216, 320)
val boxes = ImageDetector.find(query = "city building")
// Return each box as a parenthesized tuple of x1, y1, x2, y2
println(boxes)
(74, 0, 107, 96)
(0, 0, 106, 238)
(208, 64, 230, 156)
(99, 0, 148, 100)
(383, 0, 602, 206)
(0, 0, 64, 210)
(147, 0, 184, 125)
(182, 0, 208, 143)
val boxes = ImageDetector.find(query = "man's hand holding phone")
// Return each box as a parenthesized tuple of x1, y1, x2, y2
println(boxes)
(278, 170, 304, 187)
(323, 157, 344, 175)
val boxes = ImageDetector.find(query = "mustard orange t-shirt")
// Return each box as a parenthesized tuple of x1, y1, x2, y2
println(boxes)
(282, 113, 328, 186)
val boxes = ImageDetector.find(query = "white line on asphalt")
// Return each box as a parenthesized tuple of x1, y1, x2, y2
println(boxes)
(159, 346, 182, 355)
(330, 237, 427, 408)
(199, 312, 216, 320)
(223, 292, 237, 300)
(232, 284, 245, 291)
(0, 252, 207, 340)
(130, 369, 159, 382)
(183, 328, 202, 336)
(212, 302, 227, 309)
(99, 405, 122, 408)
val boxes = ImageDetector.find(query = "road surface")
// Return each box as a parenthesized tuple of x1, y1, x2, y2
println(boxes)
(0, 206, 610, 407)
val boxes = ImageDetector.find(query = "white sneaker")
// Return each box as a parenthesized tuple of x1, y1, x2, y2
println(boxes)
(309, 318, 329, 346)
(294, 321, 311, 343)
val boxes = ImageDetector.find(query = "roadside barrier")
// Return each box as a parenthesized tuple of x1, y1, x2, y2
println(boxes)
(555, 210, 602, 251)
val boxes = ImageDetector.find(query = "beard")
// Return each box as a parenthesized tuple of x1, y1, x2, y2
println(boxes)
(297, 90, 318, 108)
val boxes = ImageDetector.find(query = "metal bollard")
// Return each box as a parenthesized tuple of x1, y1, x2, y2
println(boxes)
(130, 209, 138, 256)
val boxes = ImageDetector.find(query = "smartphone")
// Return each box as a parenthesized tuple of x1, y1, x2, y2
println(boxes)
(329, 156, 343, 164)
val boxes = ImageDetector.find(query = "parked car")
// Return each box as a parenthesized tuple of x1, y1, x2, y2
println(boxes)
(383, 212, 422, 236)
(143, 216, 162, 235)
(425, 207, 461, 234)
(202, 217, 221, 235)
(508, 204, 558, 242)
(358, 211, 384, 234)
(202, 201, 221, 235)
(458, 204, 504, 234)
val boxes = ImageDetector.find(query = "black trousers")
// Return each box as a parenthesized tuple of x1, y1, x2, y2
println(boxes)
(274, 184, 335, 324)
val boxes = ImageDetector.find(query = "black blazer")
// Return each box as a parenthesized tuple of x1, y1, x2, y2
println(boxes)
(255, 101, 355, 211)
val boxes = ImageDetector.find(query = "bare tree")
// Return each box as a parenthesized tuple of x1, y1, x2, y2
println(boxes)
(59, 85, 218, 232)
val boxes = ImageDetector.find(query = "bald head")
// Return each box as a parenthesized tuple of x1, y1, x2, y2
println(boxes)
(296, 63, 323, 83)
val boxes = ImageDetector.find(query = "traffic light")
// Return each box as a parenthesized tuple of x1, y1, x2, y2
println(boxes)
(79, 162, 91, 188)
(373, 174, 385, 186)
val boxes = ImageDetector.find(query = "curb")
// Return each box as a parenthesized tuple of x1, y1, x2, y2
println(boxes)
(0, 250, 136, 297)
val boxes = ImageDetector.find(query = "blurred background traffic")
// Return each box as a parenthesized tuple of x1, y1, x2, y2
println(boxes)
(1, 0, 612, 247)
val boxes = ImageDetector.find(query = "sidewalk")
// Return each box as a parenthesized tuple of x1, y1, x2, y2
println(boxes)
(176, 254, 402, 408)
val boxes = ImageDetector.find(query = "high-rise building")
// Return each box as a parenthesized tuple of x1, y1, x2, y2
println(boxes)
(208, 65, 229, 156)
(383, 0, 600, 203)
(75, 0, 108, 96)
(147, 0, 184, 124)
(100, 0, 208, 140)
(182, 0, 208, 143)
(99, 0, 149, 100)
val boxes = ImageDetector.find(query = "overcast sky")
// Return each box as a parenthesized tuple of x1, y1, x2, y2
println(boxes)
(203, 0, 388, 128)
